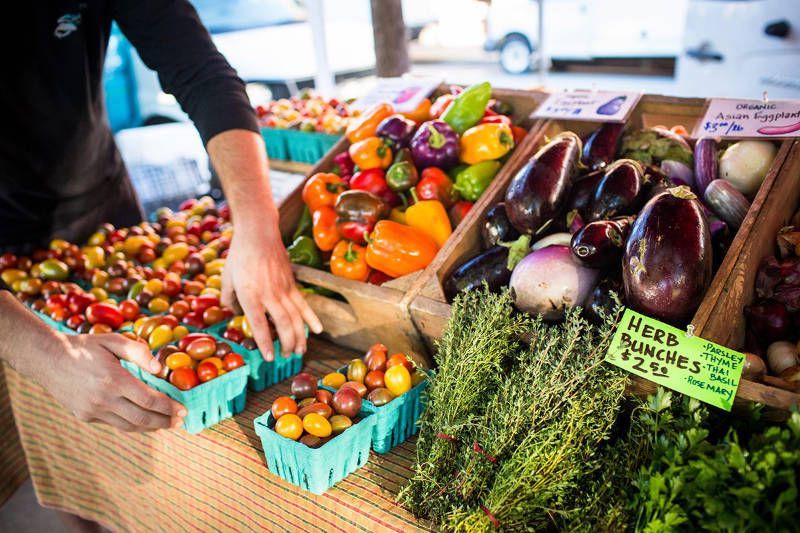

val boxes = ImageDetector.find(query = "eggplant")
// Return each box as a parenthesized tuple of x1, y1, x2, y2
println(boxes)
(570, 216, 634, 268)
(745, 299, 791, 346)
(582, 123, 625, 170)
(660, 160, 694, 190)
(481, 203, 519, 248)
(443, 246, 511, 302)
(505, 132, 582, 235)
(703, 179, 750, 230)
(587, 159, 645, 221)
(409, 120, 460, 170)
(622, 186, 713, 325)
(620, 127, 693, 166)
(565, 170, 604, 216)
(376, 115, 416, 150)
(694, 137, 718, 195)
(586, 277, 623, 323)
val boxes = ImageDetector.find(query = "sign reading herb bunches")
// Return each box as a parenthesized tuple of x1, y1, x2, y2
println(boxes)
(605, 309, 745, 410)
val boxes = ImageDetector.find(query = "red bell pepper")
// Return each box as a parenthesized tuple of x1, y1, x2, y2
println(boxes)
(350, 168, 401, 206)
(479, 114, 512, 126)
(448, 200, 474, 227)
(331, 151, 355, 176)
(416, 167, 458, 208)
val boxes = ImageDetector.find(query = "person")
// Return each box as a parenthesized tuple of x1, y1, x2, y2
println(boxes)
(0, 0, 322, 437)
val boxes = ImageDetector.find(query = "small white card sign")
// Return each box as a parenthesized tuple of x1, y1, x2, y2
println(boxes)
(693, 98, 800, 139)
(533, 90, 641, 122)
(352, 77, 442, 114)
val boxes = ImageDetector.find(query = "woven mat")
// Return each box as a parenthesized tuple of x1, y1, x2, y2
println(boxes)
(0, 365, 28, 506)
(5, 338, 431, 532)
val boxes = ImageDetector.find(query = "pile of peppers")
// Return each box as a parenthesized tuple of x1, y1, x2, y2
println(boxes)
(287, 82, 527, 284)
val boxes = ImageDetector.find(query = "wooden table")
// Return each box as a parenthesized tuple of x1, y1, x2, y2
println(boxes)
(4, 338, 430, 531)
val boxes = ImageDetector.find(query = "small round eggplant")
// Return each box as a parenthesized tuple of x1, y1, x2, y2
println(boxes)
(443, 246, 511, 302)
(570, 216, 634, 268)
(622, 186, 713, 325)
(587, 159, 645, 221)
(481, 203, 519, 248)
(582, 123, 625, 170)
(505, 132, 582, 235)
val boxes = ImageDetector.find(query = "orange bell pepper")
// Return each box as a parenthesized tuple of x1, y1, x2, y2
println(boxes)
(365, 220, 438, 278)
(459, 123, 515, 165)
(330, 240, 370, 281)
(345, 102, 393, 143)
(312, 206, 339, 252)
(405, 191, 452, 248)
(348, 137, 392, 170)
(401, 98, 432, 123)
(302, 173, 345, 212)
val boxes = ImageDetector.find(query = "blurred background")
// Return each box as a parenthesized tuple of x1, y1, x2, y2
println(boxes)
(105, 0, 800, 212)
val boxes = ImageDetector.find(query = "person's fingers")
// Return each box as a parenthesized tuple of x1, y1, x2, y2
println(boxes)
(284, 291, 310, 355)
(220, 266, 240, 313)
(111, 397, 174, 430)
(117, 371, 186, 419)
(264, 297, 296, 358)
(90, 413, 141, 433)
(289, 285, 322, 335)
(98, 334, 159, 374)
(238, 293, 275, 361)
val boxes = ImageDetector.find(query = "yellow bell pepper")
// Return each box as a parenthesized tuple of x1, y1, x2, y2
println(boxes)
(348, 137, 393, 170)
(405, 191, 452, 248)
(459, 123, 515, 165)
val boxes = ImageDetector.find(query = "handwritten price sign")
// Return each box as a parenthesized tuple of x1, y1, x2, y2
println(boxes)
(693, 98, 800, 139)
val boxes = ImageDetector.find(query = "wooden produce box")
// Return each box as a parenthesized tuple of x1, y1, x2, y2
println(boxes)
(408, 95, 798, 410)
(277, 87, 549, 366)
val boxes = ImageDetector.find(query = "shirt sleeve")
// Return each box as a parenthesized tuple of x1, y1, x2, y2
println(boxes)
(111, 0, 259, 145)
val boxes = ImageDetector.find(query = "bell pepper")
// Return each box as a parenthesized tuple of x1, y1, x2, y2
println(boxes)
(448, 200, 474, 227)
(416, 167, 458, 208)
(454, 160, 501, 202)
(479, 114, 512, 126)
(312, 206, 339, 252)
(302, 173, 344, 212)
(405, 190, 452, 247)
(350, 168, 401, 206)
(376, 115, 416, 149)
(367, 270, 394, 286)
(459, 123, 515, 165)
(348, 137, 392, 170)
(365, 220, 438, 278)
(430, 94, 455, 119)
(330, 241, 371, 282)
(441, 81, 492, 134)
(287, 236, 322, 268)
(389, 206, 407, 225)
(345, 102, 393, 143)
(291, 205, 313, 241)
(335, 190, 386, 244)
(511, 125, 528, 145)
(401, 98, 432, 123)
(386, 148, 419, 192)
(331, 151, 355, 176)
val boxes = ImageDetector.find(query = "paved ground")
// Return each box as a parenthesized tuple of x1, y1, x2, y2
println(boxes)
(0, 480, 65, 533)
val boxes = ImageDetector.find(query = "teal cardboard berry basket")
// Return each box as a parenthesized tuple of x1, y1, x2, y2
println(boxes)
(321, 367, 430, 454)
(283, 130, 340, 164)
(253, 405, 375, 495)
(260, 127, 290, 161)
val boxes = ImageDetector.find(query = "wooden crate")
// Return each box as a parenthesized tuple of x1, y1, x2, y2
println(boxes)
(409, 95, 799, 411)
(277, 87, 549, 366)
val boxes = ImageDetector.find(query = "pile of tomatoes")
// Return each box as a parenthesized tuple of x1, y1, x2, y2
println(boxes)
(220, 314, 275, 351)
(320, 343, 426, 407)
(270, 372, 364, 448)
(255, 91, 355, 135)
(153, 333, 245, 391)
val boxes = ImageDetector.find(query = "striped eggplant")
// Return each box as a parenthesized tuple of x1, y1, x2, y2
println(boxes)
(703, 179, 750, 229)
(622, 186, 713, 325)
(693, 137, 718, 195)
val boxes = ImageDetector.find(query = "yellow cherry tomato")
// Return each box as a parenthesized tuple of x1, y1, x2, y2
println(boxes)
(165, 352, 193, 370)
(275, 414, 303, 441)
(123, 235, 150, 257)
(206, 275, 222, 289)
(1, 269, 27, 285)
(200, 287, 221, 298)
(144, 278, 163, 295)
(321, 372, 346, 389)
(384, 365, 412, 396)
(162, 242, 189, 265)
(82, 246, 105, 269)
(303, 413, 332, 438)
(87, 231, 106, 246)
(200, 248, 218, 262)
(228, 316, 244, 331)
(148, 296, 170, 314)
(152, 258, 167, 271)
(242, 317, 254, 339)
(148, 324, 173, 350)
(90, 287, 108, 301)
(204, 258, 225, 276)
(172, 325, 190, 341)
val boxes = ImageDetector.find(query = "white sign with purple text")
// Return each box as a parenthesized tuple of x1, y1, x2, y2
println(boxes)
(533, 90, 641, 122)
(693, 98, 800, 139)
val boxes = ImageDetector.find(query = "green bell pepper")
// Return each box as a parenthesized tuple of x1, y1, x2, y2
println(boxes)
(385, 148, 419, 192)
(291, 206, 313, 242)
(441, 82, 492, 134)
(287, 235, 322, 268)
(454, 160, 502, 202)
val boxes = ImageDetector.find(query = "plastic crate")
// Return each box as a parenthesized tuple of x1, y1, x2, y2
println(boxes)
(283, 130, 340, 164)
(121, 354, 248, 435)
(320, 366, 430, 454)
(260, 128, 289, 160)
(253, 405, 375, 495)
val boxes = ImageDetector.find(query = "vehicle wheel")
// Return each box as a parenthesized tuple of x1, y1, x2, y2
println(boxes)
(500, 35, 532, 75)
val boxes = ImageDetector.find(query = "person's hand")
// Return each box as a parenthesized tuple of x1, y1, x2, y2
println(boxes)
(41, 332, 186, 432)
(221, 221, 322, 361)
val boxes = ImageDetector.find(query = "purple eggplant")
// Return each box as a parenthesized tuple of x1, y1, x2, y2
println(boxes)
(694, 137, 718, 195)
(586, 276, 623, 323)
(570, 216, 634, 268)
(443, 246, 511, 302)
(660, 160, 694, 190)
(377, 114, 416, 150)
(505, 132, 582, 235)
(587, 159, 645, 221)
(641, 165, 674, 203)
(622, 186, 713, 325)
(410, 120, 460, 170)
(566, 170, 604, 216)
(482, 203, 519, 248)
(582, 123, 625, 170)
(703, 179, 750, 230)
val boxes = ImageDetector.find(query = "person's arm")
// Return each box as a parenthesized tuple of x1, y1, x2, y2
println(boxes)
(112, 0, 322, 358)
(0, 291, 185, 431)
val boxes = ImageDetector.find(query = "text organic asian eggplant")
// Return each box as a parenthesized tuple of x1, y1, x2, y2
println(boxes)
(504, 132, 582, 235)
(622, 186, 713, 325)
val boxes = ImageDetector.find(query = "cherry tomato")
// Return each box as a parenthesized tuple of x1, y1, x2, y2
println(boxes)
(411, 369, 428, 387)
(172, 325, 189, 341)
(186, 337, 217, 360)
(364, 343, 388, 372)
(329, 414, 353, 435)
(66, 314, 85, 330)
(291, 373, 317, 400)
(222, 352, 245, 371)
(274, 413, 303, 441)
(202, 305, 224, 325)
(299, 434, 327, 449)
(321, 372, 346, 389)
(297, 402, 333, 420)
(147, 296, 169, 314)
(332, 387, 362, 418)
(214, 341, 233, 358)
(165, 352, 192, 370)
(340, 381, 368, 398)
(223, 327, 245, 344)
(148, 324, 173, 350)
(178, 333, 214, 352)
(162, 275, 182, 297)
(271, 396, 298, 419)
(196, 361, 219, 383)
(169, 300, 190, 319)
(85, 302, 124, 329)
(347, 359, 368, 384)
(181, 311, 205, 329)
(384, 364, 411, 396)
(367, 387, 395, 406)
(303, 413, 332, 438)
(170, 367, 200, 391)
(364, 370, 385, 391)
(315, 389, 334, 406)
(119, 299, 140, 321)
(386, 353, 414, 373)
(89, 323, 113, 335)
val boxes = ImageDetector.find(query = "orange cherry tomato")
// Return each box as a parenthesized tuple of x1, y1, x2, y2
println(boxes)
(169, 367, 200, 391)
(386, 353, 414, 373)
(196, 361, 219, 383)
(364, 370, 385, 391)
(302, 413, 332, 438)
(223, 352, 245, 371)
(271, 396, 298, 420)
(274, 413, 303, 441)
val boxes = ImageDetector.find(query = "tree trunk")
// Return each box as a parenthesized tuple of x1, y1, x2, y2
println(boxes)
(369, 0, 410, 77)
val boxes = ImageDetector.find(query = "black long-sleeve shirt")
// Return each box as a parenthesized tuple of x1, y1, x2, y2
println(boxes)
(0, 1, 259, 247)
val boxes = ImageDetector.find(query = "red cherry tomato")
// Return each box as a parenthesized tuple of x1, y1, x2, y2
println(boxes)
(169, 367, 200, 390)
(177, 333, 214, 352)
(271, 396, 298, 419)
(222, 352, 245, 371)
(67, 291, 96, 315)
(196, 361, 219, 383)
(191, 294, 219, 313)
(386, 353, 414, 373)
(181, 311, 205, 329)
(66, 314, 85, 330)
(223, 327, 245, 344)
(85, 303, 124, 329)
(119, 299, 140, 321)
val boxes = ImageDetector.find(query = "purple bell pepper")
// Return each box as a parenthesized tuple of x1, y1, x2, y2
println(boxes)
(410, 120, 460, 170)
